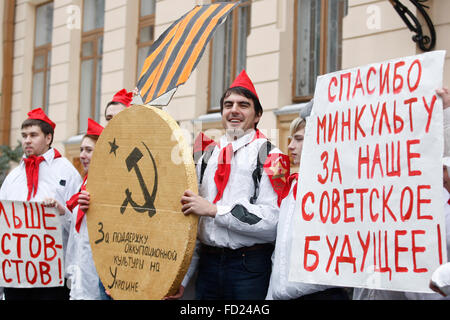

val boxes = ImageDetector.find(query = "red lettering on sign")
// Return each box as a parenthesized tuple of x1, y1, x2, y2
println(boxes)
(407, 59, 422, 92)
(355, 105, 367, 140)
(328, 76, 338, 102)
(417, 185, 432, 220)
(2, 260, 12, 283)
(356, 188, 369, 222)
(403, 98, 417, 132)
(407, 139, 421, 176)
(352, 69, 365, 98)
(412, 230, 427, 273)
(12, 233, 27, 259)
(343, 189, 355, 223)
(304, 236, 320, 272)
(379, 63, 390, 96)
(335, 235, 357, 275)
(0, 201, 11, 228)
(423, 95, 437, 133)
(39, 262, 52, 285)
(302, 192, 314, 221)
(1, 233, 11, 255)
(25, 261, 38, 285)
(394, 230, 408, 273)
(331, 189, 341, 224)
(400, 187, 413, 221)
(326, 236, 339, 273)
(393, 61, 405, 94)
(320, 191, 330, 223)
(357, 231, 370, 271)
(42, 205, 57, 231)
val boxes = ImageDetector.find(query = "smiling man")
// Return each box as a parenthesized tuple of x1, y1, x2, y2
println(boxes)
(0, 108, 82, 300)
(168, 70, 289, 300)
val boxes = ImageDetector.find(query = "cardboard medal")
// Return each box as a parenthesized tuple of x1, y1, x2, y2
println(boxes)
(87, 105, 198, 300)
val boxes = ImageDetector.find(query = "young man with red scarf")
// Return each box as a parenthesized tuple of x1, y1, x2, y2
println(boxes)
(0, 108, 82, 300)
(169, 70, 290, 300)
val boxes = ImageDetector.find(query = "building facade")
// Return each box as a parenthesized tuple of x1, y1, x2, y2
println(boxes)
(1, 0, 449, 174)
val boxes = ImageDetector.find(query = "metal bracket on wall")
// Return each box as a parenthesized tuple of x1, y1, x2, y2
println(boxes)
(389, 0, 436, 52)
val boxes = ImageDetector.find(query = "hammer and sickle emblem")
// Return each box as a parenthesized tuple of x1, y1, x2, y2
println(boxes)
(120, 142, 158, 217)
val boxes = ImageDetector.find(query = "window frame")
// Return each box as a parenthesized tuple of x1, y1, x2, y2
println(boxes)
(31, 1, 53, 113)
(136, 0, 156, 81)
(292, 0, 345, 103)
(207, 0, 251, 113)
(78, 0, 105, 133)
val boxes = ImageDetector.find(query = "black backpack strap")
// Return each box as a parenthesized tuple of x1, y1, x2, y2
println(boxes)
(199, 145, 216, 184)
(249, 140, 274, 204)
(199, 140, 274, 203)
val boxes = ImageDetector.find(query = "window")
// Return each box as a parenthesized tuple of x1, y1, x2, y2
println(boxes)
(293, 0, 346, 101)
(32, 2, 54, 113)
(79, 0, 105, 133)
(208, 0, 251, 111)
(137, 0, 156, 80)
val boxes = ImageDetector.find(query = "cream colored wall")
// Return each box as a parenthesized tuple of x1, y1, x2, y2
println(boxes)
(156, 0, 208, 127)
(5, 0, 450, 157)
(101, 0, 139, 128)
(0, 1, 4, 104)
(430, 0, 450, 86)
(168, 0, 292, 146)
(246, 0, 286, 143)
(10, 0, 36, 146)
(343, 0, 417, 68)
(342, 0, 449, 86)
(50, 0, 82, 154)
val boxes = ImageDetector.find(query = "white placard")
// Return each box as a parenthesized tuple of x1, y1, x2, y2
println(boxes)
(0, 200, 64, 288)
(289, 51, 447, 293)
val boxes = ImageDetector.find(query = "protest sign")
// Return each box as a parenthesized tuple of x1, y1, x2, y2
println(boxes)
(0, 200, 64, 288)
(87, 105, 198, 300)
(289, 51, 447, 293)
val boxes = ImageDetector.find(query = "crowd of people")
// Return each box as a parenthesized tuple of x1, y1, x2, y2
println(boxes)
(0, 70, 449, 300)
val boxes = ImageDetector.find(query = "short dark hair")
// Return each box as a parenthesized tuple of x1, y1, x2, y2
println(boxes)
(82, 134, 99, 143)
(21, 118, 54, 146)
(220, 87, 263, 128)
(104, 101, 125, 119)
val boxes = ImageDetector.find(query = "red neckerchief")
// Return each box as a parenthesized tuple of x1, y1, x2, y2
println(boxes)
(213, 130, 266, 203)
(281, 173, 298, 201)
(24, 149, 61, 201)
(66, 175, 88, 233)
(193, 132, 218, 155)
(213, 143, 233, 204)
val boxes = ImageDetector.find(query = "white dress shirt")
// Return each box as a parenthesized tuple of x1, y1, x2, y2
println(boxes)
(64, 179, 102, 300)
(266, 178, 332, 299)
(182, 130, 284, 287)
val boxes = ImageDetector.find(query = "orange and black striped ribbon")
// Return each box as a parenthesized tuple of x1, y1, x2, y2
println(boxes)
(137, 2, 240, 105)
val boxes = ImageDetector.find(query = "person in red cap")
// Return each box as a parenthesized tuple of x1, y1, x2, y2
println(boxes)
(104, 89, 134, 122)
(168, 70, 289, 300)
(0, 108, 82, 300)
(40, 118, 108, 300)
(64, 118, 108, 300)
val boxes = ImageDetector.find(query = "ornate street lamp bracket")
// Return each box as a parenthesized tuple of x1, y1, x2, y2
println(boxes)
(389, 0, 436, 52)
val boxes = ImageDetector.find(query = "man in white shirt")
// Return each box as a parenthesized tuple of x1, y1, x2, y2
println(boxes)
(168, 70, 289, 300)
(0, 108, 82, 300)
